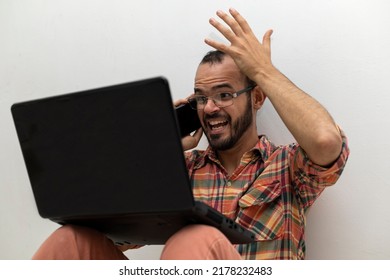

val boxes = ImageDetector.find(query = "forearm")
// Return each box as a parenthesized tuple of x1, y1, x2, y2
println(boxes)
(255, 67, 342, 166)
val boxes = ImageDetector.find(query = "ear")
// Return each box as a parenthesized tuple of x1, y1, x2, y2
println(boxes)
(252, 86, 266, 110)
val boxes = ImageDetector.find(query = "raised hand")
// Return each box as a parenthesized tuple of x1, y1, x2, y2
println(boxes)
(205, 8, 274, 84)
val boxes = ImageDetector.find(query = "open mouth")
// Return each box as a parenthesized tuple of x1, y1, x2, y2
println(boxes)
(208, 120, 229, 132)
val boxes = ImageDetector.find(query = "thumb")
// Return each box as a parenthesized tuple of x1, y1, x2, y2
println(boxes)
(262, 29, 273, 55)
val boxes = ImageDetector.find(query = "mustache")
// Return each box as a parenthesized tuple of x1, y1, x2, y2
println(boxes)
(203, 112, 231, 123)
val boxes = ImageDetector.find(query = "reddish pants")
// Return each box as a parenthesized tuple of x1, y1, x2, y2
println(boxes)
(32, 224, 241, 260)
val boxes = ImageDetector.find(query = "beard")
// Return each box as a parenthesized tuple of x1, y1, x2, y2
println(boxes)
(205, 96, 253, 151)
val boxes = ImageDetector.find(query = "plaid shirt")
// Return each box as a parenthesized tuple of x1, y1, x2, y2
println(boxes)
(185, 131, 349, 259)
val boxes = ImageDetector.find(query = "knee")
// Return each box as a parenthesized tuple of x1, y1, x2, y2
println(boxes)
(161, 224, 239, 260)
(47, 224, 83, 245)
(55, 224, 80, 236)
(170, 224, 225, 243)
(47, 224, 100, 246)
(32, 224, 109, 259)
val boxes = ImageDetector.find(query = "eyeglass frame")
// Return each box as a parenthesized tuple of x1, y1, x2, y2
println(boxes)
(187, 84, 257, 110)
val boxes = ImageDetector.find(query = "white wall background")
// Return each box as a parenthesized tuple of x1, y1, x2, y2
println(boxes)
(1, 0, 389, 260)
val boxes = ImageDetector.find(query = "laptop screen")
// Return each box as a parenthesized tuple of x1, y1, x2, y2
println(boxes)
(11, 77, 195, 219)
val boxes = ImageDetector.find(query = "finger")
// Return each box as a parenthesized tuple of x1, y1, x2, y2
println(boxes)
(208, 16, 237, 44)
(205, 14, 236, 52)
(174, 98, 189, 108)
(186, 93, 197, 99)
(228, 8, 253, 35)
(215, 10, 244, 38)
(204, 37, 229, 53)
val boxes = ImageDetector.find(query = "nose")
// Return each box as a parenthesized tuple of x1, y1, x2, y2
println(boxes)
(202, 98, 220, 115)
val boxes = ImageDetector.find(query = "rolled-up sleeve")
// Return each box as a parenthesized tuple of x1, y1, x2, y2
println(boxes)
(290, 129, 350, 209)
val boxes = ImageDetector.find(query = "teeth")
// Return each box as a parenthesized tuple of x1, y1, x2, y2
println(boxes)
(210, 121, 226, 126)
(208, 120, 228, 130)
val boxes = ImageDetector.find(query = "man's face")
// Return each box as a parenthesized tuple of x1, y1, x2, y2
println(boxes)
(194, 57, 254, 151)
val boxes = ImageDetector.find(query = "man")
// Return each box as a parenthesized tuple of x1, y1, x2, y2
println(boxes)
(180, 8, 349, 259)
(32, 9, 349, 260)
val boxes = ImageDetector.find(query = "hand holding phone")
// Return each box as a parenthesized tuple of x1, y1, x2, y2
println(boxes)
(175, 103, 201, 137)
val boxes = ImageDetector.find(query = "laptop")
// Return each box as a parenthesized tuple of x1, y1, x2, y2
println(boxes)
(11, 76, 255, 245)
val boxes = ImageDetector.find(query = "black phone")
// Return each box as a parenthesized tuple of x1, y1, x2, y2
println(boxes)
(175, 103, 202, 137)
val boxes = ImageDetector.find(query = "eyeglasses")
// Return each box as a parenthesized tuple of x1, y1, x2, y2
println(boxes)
(187, 85, 256, 110)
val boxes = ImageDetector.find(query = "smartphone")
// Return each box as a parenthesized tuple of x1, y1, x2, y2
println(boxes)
(175, 103, 202, 137)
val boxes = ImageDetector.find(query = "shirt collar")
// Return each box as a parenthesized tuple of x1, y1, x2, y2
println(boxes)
(193, 135, 275, 170)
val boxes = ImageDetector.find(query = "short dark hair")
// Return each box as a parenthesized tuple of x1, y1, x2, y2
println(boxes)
(200, 50, 256, 87)
(200, 50, 226, 65)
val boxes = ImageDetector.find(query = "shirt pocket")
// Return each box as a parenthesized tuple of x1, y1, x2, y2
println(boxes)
(237, 179, 285, 241)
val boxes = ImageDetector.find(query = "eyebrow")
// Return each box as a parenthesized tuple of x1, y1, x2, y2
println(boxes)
(194, 83, 235, 95)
